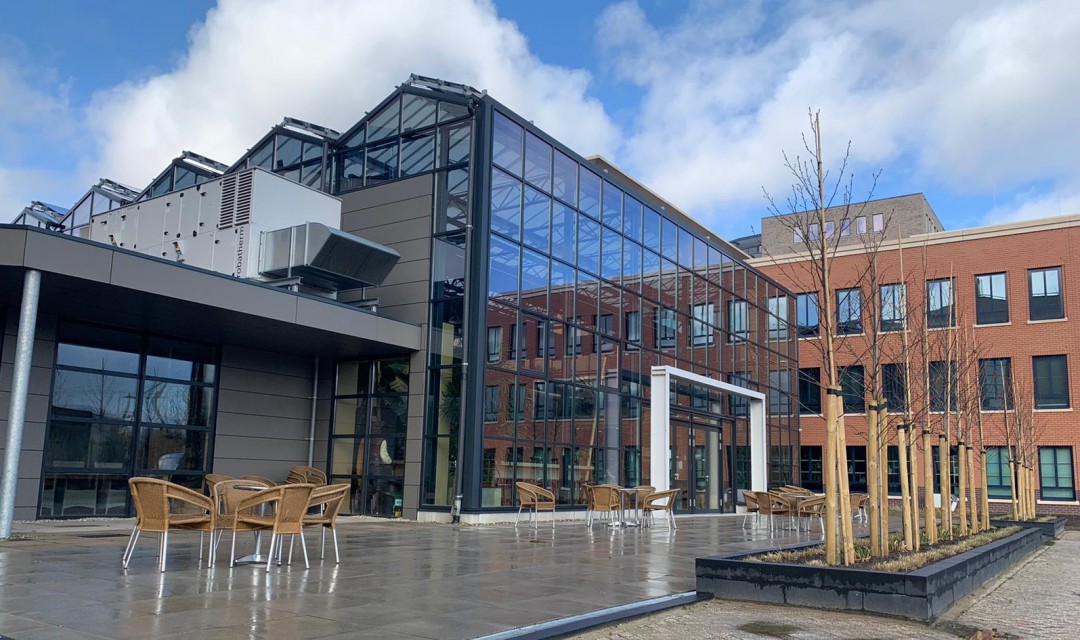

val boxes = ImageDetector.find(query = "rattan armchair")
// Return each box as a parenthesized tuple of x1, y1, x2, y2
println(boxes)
(642, 488, 680, 529)
(850, 493, 869, 521)
(204, 474, 232, 494)
(741, 490, 761, 528)
(124, 478, 215, 572)
(515, 482, 556, 530)
(210, 478, 271, 560)
(303, 484, 349, 563)
(797, 495, 827, 534)
(229, 483, 315, 572)
(240, 475, 277, 487)
(759, 492, 792, 532)
(585, 484, 621, 527)
(287, 466, 328, 486)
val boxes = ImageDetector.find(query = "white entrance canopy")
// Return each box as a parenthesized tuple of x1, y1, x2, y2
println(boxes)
(649, 365, 769, 494)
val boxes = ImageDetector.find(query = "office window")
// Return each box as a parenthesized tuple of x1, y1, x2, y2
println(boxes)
(882, 363, 906, 412)
(483, 386, 499, 422)
(886, 446, 901, 494)
(768, 370, 791, 416)
(975, 273, 1009, 325)
(768, 296, 788, 341)
(838, 365, 865, 414)
(486, 327, 501, 363)
(872, 213, 884, 232)
(856, 216, 867, 235)
(978, 358, 1013, 411)
(808, 223, 820, 242)
(793, 226, 803, 244)
(597, 314, 614, 336)
(929, 361, 957, 412)
(1039, 447, 1075, 501)
(798, 368, 821, 415)
(625, 311, 642, 349)
(727, 300, 749, 342)
(728, 372, 751, 417)
(796, 293, 819, 337)
(847, 445, 868, 492)
(800, 446, 823, 491)
(840, 218, 851, 237)
(926, 278, 955, 328)
(656, 307, 677, 349)
(1029, 267, 1064, 320)
(985, 447, 1012, 499)
(932, 446, 960, 494)
(1033, 355, 1069, 409)
(691, 303, 715, 346)
(836, 288, 862, 335)
(509, 384, 526, 420)
(536, 322, 554, 358)
(825, 220, 835, 238)
(880, 284, 906, 332)
(565, 323, 582, 356)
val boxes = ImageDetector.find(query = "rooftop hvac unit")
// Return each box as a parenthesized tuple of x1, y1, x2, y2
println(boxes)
(260, 222, 400, 290)
(89, 168, 342, 280)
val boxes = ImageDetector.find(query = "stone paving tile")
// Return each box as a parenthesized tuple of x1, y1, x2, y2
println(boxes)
(949, 531, 1080, 639)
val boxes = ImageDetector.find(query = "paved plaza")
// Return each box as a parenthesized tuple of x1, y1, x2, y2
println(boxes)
(0, 515, 830, 640)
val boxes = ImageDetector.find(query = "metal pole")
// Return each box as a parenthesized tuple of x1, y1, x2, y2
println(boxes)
(307, 357, 319, 466)
(0, 269, 42, 539)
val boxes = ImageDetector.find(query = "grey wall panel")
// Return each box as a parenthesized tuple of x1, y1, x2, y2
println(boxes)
(0, 229, 27, 267)
(376, 301, 429, 327)
(295, 298, 382, 341)
(24, 233, 113, 282)
(216, 368, 313, 399)
(216, 389, 312, 420)
(379, 259, 431, 288)
(340, 203, 430, 236)
(405, 461, 421, 487)
(214, 412, 314, 441)
(220, 345, 312, 376)
(338, 174, 433, 211)
(14, 479, 38, 521)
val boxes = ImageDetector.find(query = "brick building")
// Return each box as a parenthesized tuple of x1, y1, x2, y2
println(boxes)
(748, 206, 1080, 515)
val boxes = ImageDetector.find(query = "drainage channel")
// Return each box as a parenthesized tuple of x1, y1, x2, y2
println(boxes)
(474, 591, 709, 640)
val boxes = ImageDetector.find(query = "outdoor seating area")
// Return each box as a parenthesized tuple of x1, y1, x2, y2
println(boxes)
(741, 487, 838, 536)
(122, 466, 348, 573)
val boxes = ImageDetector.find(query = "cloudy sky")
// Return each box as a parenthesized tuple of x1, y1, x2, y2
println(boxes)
(2, 0, 1078, 239)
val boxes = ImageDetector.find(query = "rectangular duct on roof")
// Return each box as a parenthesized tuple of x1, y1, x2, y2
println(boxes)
(260, 222, 400, 290)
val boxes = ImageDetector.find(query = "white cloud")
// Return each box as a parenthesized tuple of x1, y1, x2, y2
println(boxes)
(983, 183, 1080, 226)
(597, 0, 1080, 236)
(83, 0, 619, 192)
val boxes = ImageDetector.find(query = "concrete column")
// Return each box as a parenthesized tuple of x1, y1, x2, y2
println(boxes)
(0, 269, 42, 538)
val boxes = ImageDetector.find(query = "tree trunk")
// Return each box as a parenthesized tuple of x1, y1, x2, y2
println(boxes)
(1008, 456, 1019, 520)
(980, 448, 991, 531)
(909, 433, 921, 550)
(923, 429, 938, 543)
(824, 386, 839, 564)
(897, 426, 913, 550)
(963, 440, 972, 533)
(836, 395, 855, 565)
(878, 405, 890, 556)
(939, 434, 952, 538)
(967, 445, 979, 533)
(867, 404, 881, 556)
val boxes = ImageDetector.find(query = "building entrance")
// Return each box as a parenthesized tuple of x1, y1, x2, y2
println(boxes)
(669, 418, 734, 514)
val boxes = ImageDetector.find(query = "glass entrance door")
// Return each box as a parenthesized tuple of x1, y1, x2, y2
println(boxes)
(670, 419, 734, 513)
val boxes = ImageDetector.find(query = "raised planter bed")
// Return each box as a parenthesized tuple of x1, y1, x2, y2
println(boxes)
(696, 527, 1043, 622)
(990, 516, 1066, 539)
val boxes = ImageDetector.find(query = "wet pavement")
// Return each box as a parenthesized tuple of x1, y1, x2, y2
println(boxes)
(0, 514, 832, 640)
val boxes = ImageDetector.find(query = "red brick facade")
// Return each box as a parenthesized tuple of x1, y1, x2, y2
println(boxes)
(752, 215, 1080, 514)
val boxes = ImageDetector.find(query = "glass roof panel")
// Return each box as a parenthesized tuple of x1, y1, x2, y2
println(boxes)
(275, 134, 302, 169)
(367, 96, 401, 143)
(250, 140, 273, 169)
(438, 100, 469, 123)
(401, 94, 436, 132)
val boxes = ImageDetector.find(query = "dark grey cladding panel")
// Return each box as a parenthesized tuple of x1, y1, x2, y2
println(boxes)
(296, 296, 382, 339)
(110, 252, 299, 323)
(0, 228, 26, 266)
(341, 201, 432, 238)
(339, 174, 434, 213)
(216, 388, 311, 421)
(26, 231, 113, 282)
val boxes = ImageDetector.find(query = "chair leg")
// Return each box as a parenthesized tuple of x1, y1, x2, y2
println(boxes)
(266, 534, 277, 573)
(320, 527, 326, 559)
(122, 527, 140, 568)
(198, 533, 205, 567)
(288, 536, 295, 565)
(331, 528, 340, 564)
(230, 529, 238, 568)
(670, 509, 676, 530)
(159, 531, 168, 573)
(299, 531, 309, 569)
(515, 505, 522, 527)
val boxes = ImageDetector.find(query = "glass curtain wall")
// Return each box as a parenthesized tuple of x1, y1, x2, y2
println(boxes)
(479, 108, 798, 511)
(40, 324, 217, 517)
(331, 359, 410, 516)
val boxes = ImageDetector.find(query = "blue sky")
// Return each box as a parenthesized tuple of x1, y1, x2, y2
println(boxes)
(3, 0, 1079, 240)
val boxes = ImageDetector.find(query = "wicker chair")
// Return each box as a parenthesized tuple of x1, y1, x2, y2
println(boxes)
(849, 493, 869, 521)
(303, 484, 349, 563)
(797, 495, 827, 534)
(204, 474, 232, 494)
(515, 482, 556, 530)
(741, 490, 761, 528)
(241, 475, 277, 487)
(288, 466, 328, 486)
(229, 483, 316, 572)
(759, 492, 792, 532)
(782, 485, 815, 495)
(586, 484, 621, 527)
(642, 488, 680, 529)
(210, 479, 271, 560)
(124, 478, 215, 572)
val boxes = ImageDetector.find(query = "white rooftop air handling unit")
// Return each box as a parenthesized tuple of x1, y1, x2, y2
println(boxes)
(89, 168, 341, 280)
(259, 222, 400, 292)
